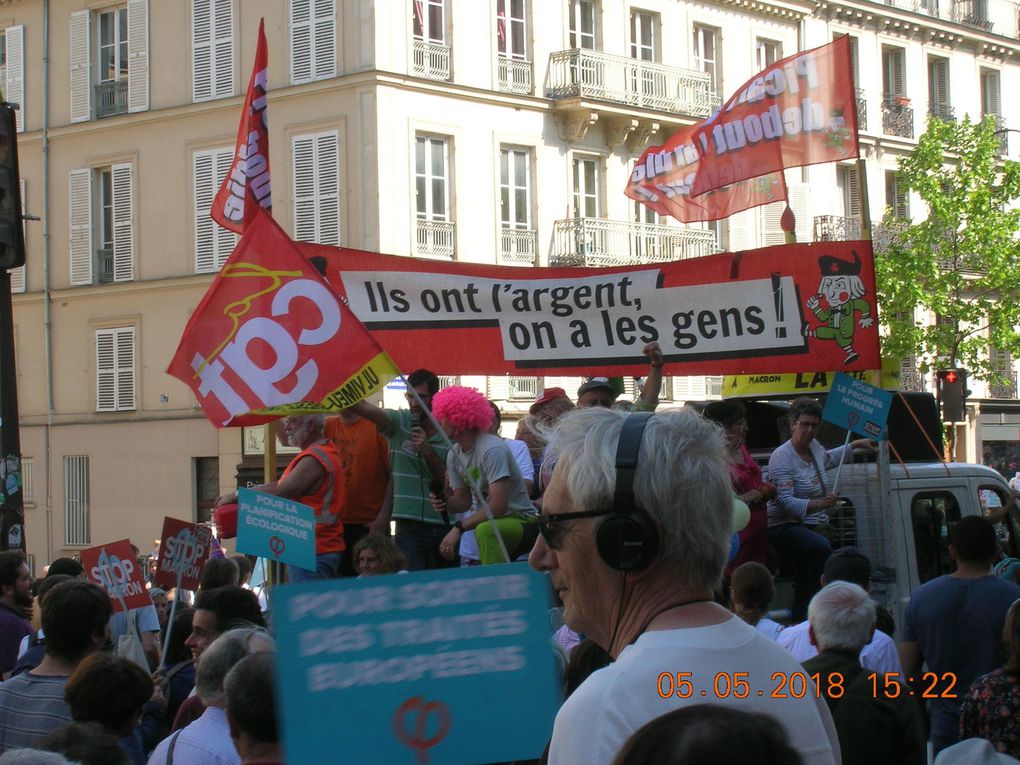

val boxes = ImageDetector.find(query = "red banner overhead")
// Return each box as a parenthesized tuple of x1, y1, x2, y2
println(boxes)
(300, 239, 881, 377)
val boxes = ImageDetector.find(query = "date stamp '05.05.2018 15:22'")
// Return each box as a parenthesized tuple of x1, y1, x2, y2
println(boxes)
(656, 671, 958, 701)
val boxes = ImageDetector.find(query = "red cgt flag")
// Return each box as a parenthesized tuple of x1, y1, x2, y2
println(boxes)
(626, 120, 789, 223)
(689, 35, 859, 197)
(167, 209, 399, 428)
(211, 18, 271, 234)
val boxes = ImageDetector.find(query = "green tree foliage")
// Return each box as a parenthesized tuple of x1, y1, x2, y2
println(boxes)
(874, 115, 1020, 385)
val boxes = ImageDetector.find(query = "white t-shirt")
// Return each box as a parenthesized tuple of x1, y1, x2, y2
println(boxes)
(547, 616, 840, 765)
(777, 619, 903, 676)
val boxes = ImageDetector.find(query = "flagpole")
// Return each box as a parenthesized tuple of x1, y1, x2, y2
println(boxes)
(403, 380, 513, 564)
(263, 423, 279, 589)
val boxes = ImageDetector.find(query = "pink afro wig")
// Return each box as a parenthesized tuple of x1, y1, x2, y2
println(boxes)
(431, 386, 494, 432)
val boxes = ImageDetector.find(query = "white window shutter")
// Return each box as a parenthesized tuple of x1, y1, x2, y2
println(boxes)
(116, 328, 136, 409)
(759, 202, 785, 247)
(70, 11, 91, 123)
(69, 169, 93, 285)
(96, 329, 116, 411)
(192, 0, 212, 101)
(788, 182, 811, 243)
(313, 0, 336, 80)
(293, 135, 316, 242)
(291, 0, 312, 84)
(111, 163, 133, 282)
(5, 26, 24, 132)
(212, 0, 234, 98)
(315, 131, 340, 246)
(727, 212, 754, 252)
(194, 148, 237, 272)
(486, 375, 510, 400)
(10, 179, 25, 292)
(127, 0, 149, 113)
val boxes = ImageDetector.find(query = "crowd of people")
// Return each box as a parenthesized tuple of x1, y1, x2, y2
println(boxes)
(0, 367, 1018, 764)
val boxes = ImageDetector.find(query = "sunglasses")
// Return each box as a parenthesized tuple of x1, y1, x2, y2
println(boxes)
(535, 509, 612, 550)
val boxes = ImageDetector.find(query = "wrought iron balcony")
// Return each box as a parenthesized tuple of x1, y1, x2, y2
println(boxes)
(551, 218, 717, 267)
(96, 248, 114, 283)
(95, 79, 128, 119)
(880, 0, 1016, 34)
(547, 49, 713, 118)
(929, 102, 956, 122)
(856, 88, 868, 132)
(882, 96, 914, 139)
(499, 227, 538, 266)
(497, 56, 532, 95)
(990, 115, 1008, 155)
(990, 372, 1018, 399)
(899, 364, 926, 393)
(814, 215, 863, 242)
(872, 222, 907, 253)
(412, 40, 451, 81)
(414, 219, 455, 260)
(508, 376, 540, 401)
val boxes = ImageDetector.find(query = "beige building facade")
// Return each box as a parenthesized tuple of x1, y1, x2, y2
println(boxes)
(3, 0, 1018, 567)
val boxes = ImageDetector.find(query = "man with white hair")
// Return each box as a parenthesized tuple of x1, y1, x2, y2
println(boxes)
(217, 414, 346, 581)
(803, 582, 924, 765)
(147, 627, 275, 765)
(530, 408, 839, 765)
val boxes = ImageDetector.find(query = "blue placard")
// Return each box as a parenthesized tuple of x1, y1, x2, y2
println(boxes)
(274, 565, 560, 765)
(822, 371, 894, 440)
(236, 488, 316, 571)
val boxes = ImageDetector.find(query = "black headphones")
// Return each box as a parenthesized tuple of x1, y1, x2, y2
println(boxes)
(595, 412, 661, 572)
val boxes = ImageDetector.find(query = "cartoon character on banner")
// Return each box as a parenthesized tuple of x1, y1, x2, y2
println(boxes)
(802, 250, 874, 365)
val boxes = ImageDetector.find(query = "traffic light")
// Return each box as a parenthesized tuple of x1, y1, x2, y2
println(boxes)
(0, 104, 24, 270)
(937, 368, 969, 423)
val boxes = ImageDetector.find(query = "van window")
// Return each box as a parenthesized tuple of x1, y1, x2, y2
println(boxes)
(980, 485, 1019, 558)
(911, 492, 961, 583)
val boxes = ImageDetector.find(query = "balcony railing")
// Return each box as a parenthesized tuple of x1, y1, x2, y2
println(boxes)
(990, 115, 1008, 155)
(990, 372, 1018, 399)
(900, 364, 926, 393)
(814, 215, 863, 242)
(856, 88, 868, 131)
(508, 376, 541, 400)
(882, 96, 914, 138)
(414, 219, 455, 260)
(499, 227, 538, 266)
(95, 79, 128, 119)
(412, 39, 451, 81)
(881, 0, 1017, 34)
(551, 218, 717, 267)
(96, 248, 114, 283)
(929, 102, 956, 122)
(497, 56, 532, 95)
(547, 49, 713, 118)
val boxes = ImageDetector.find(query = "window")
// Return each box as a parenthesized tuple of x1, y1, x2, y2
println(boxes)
(882, 46, 905, 99)
(885, 170, 909, 221)
(693, 25, 720, 101)
(837, 165, 860, 221)
(500, 148, 531, 230)
(195, 457, 219, 525)
(910, 491, 960, 583)
(192, 0, 233, 102)
(569, 0, 596, 49)
(755, 38, 781, 70)
(194, 148, 238, 273)
(415, 135, 450, 221)
(630, 11, 655, 61)
(981, 68, 1001, 117)
(572, 156, 600, 218)
(846, 35, 859, 86)
(96, 326, 136, 412)
(1, 26, 24, 132)
(928, 57, 951, 119)
(412, 0, 446, 44)
(497, 0, 527, 60)
(69, 164, 134, 285)
(293, 131, 341, 246)
(20, 457, 33, 505)
(291, 0, 336, 84)
(63, 455, 90, 547)
(70, 2, 147, 122)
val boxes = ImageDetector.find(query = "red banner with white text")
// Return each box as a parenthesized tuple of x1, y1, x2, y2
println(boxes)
(298, 239, 880, 377)
(168, 210, 399, 428)
(634, 36, 859, 204)
(210, 18, 271, 233)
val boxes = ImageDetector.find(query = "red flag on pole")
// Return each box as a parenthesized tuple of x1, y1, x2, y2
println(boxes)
(167, 209, 399, 428)
(210, 18, 271, 234)
(689, 36, 859, 197)
(625, 121, 789, 223)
